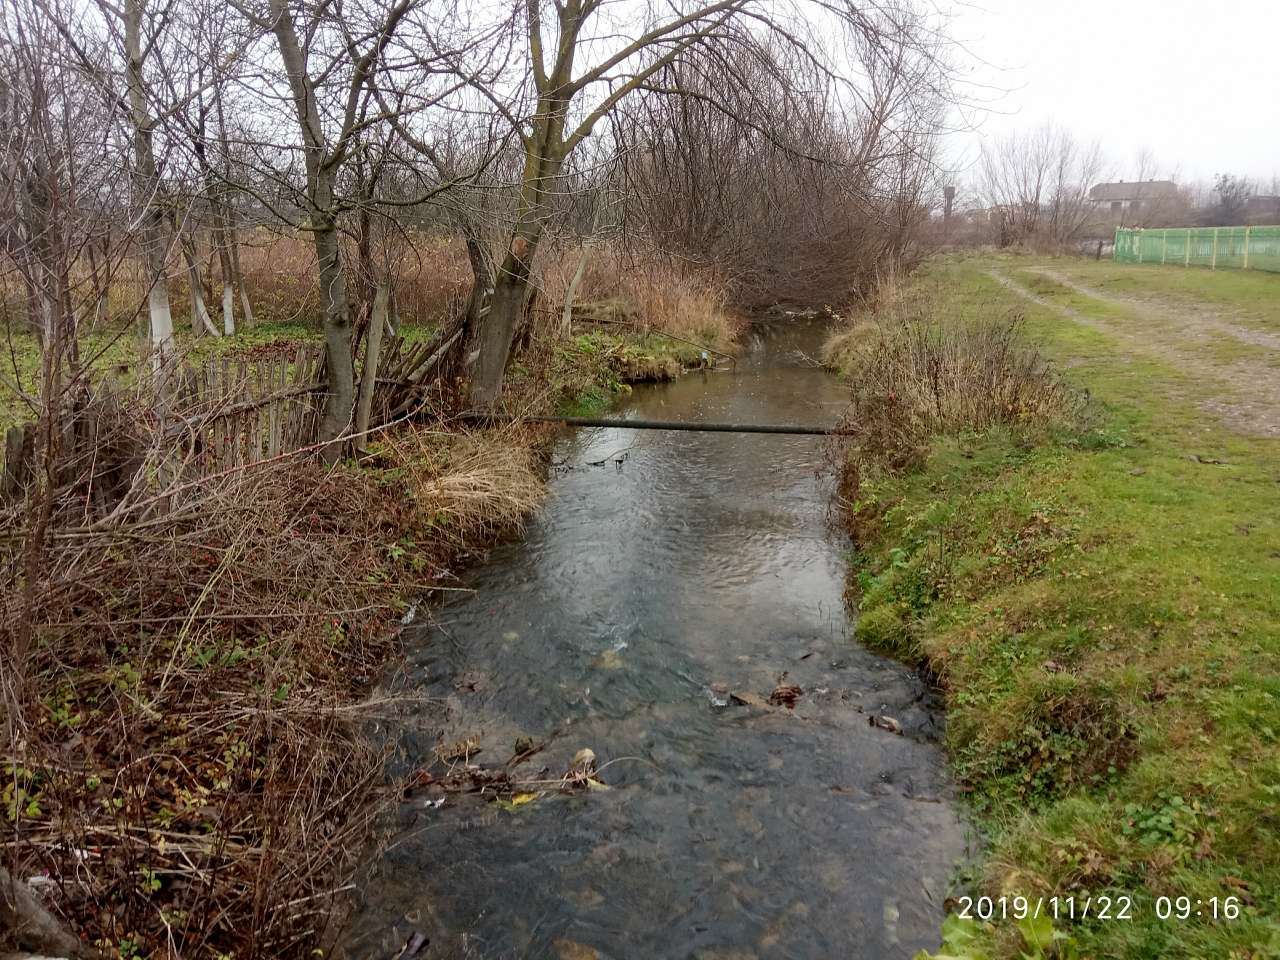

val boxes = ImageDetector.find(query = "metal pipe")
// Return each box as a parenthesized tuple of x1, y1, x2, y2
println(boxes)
(458, 413, 848, 435)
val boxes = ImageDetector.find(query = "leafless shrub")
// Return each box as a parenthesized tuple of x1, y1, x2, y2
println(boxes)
(827, 300, 1082, 498)
(976, 122, 1109, 249)
(612, 35, 945, 312)
(0, 384, 547, 956)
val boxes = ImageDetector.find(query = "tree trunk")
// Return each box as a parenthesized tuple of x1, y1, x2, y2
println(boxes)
(271, 0, 354, 458)
(459, 231, 490, 349)
(311, 215, 355, 452)
(561, 240, 592, 336)
(182, 232, 219, 337)
(85, 236, 109, 325)
(354, 198, 376, 346)
(467, 253, 533, 410)
(123, 0, 174, 367)
(213, 208, 236, 335)
(229, 223, 254, 326)
(354, 281, 388, 449)
(465, 132, 563, 408)
(213, 82, 253, 328)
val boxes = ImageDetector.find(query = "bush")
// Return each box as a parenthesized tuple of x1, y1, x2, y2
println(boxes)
(827, 299, 1082, 493)
(953, 669, 1137, 804)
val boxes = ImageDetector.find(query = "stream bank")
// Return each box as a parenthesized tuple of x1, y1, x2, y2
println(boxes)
(826, 256, 1280, 959)
(0, 331, 693, 959)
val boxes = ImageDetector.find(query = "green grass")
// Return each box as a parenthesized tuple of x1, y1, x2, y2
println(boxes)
(1006, 267, 1279, 370)
(1022, 256, 1280, 333)
(837, 257, 1280, 958)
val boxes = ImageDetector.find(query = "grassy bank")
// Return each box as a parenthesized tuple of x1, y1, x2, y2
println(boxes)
(828, 256, 1280, 958)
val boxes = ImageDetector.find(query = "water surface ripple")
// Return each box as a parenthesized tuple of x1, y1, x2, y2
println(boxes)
(348, 320, 967, 959)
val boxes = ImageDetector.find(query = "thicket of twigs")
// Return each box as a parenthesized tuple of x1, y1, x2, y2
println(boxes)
(1, 383, 545, 956)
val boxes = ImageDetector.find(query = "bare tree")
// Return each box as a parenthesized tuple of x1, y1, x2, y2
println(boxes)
(977, 122, 1107, 247)
(1205, 173, 1252, 226)
(612, 20, 947, 308)
(457, 0, 951, 408)
(223, 0, 484, 456)
(116, 0, 178, 364)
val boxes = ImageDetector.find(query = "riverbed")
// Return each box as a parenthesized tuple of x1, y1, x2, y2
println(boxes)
(345, 320, 968, 959)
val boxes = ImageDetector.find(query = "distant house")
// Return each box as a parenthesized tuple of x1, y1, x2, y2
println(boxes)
(1088, 180, 1179, 222)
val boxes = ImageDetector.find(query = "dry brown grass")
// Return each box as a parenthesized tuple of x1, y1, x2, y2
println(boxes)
(0, 229, 474, 335)
(236, 231, 472, 327)
(826, 294, 1082, 494)
(537, 242, 744, 349)
(1, 409, 547, 958)
(367, 426, 545, 547)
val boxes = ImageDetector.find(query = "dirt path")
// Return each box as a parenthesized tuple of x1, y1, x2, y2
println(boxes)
(987, 269, 1280, 438)
(1028, 266, 1280, 352)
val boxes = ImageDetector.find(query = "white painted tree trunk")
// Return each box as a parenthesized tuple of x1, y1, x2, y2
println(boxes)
(222, 283, 235, 335)
(147, 279, 174, 371)
(124, 0, 175, 368)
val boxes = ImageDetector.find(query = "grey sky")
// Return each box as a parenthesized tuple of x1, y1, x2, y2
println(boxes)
(944, 0, 1279, 186)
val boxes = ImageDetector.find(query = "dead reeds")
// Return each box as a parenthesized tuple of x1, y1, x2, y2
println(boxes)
(827, 297, 1083, 500)
(537, 242, 744, 349)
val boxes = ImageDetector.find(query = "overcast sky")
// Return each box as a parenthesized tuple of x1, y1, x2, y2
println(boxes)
(942, 0, 1279, 187)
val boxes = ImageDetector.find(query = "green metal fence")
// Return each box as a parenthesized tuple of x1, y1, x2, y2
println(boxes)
(1114, 225, 1280, 272)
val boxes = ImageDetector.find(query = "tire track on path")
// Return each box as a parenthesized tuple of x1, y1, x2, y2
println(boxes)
(986, 269, 1280, 438)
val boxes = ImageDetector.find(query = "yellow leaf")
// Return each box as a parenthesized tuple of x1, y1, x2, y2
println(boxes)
(510, 792, 538, 806)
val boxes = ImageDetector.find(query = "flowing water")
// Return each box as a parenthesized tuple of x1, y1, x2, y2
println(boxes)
(347, 320, 968, 959)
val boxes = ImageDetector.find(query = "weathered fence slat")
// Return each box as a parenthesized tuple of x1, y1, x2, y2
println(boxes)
(2, 331, 463, 510)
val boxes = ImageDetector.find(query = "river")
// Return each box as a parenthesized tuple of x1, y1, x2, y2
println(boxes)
(345, 319, 967, 959)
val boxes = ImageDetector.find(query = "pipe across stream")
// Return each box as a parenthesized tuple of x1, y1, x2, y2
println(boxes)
(458, 413, 850, 435)
(347, 320, 967, 959)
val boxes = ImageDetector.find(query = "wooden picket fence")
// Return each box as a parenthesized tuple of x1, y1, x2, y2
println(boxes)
(2, 326, 461, 507)
(170, 344, 327, 471)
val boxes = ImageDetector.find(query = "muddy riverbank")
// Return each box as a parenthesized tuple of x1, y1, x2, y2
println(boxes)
(346, 320, 968, 959)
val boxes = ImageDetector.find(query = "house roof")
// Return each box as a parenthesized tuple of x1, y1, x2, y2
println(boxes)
(1089, 180, 1178, 202)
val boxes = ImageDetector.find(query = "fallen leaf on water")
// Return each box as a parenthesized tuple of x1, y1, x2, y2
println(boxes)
(495, 792, 539, 812)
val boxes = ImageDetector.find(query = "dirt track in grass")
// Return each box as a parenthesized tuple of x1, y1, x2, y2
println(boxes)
(987, 268, 1280, 438)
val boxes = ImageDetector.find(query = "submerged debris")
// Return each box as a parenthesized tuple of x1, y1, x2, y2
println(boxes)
(395, 931, 429, 958)
(434, 737, 482, 762)
(571, 747, 598, 774)
(769, 682, 804, 709)
(870, 714, 903, 735)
